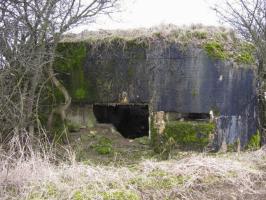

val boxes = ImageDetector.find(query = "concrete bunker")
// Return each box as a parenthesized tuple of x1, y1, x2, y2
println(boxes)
(56, 27, 258, 150)
(93, 104, 149, 139)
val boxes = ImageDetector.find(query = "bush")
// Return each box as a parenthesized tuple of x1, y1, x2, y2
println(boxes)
(204, 41, 228, 60)
(247, 131, 261, 150)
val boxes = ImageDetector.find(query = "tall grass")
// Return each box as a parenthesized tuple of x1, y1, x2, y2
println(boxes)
(0, 130, 265, 200)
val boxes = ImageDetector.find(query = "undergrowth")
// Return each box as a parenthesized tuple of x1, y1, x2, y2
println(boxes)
(1, 130, 266, 200)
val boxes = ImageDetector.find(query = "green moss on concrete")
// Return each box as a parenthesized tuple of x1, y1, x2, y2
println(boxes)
(54, 37, 148, 104)
(55, 42, 87, 72)
(54, 42, 98, 102)
(164, 121, 215, 149)
(74, 88, 87, 100)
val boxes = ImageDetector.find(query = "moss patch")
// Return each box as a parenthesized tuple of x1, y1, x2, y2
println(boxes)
(54, 42, 97, 102)
(93, 137, 113, 155)
(164, 121, 215, 150)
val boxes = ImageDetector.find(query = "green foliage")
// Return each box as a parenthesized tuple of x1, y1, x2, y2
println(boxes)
(75, 88, 87, 100)
(102, 189, 140, 200)
(164, 121, 215, 149)
(247, 131, 261, 150)
(94, 145, 112, 155)
(94, 137, 113, 155)
(204, 39, 255, 64)
(234, 43, 255, 64)
(150, 114, 214, 155)
(203, 41, 228, 60)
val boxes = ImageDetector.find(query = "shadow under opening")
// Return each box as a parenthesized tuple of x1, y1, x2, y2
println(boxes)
(93, 104, 149, 139)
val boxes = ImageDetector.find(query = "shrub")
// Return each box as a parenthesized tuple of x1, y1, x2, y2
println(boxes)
(247, 131, 261, 150)
(203, 41, 228, 60)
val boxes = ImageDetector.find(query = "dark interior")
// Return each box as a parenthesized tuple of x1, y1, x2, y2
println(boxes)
(182, 113, 210, 121)
(93, 104, 149, 139)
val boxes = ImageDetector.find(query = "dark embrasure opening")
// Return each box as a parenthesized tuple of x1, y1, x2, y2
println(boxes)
(93, 104, 149, 139)
(183, 113, 210, 121)
(167, 112, 210, 121)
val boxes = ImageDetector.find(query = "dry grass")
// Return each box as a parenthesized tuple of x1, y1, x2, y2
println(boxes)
(62, 23, 233, 43)
(1, 131, 265, 200)
(61, 23, 255, 66)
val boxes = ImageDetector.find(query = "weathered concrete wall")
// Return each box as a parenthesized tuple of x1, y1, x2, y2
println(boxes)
(66, 104, 96, 128)
(55, 39, 257, 150)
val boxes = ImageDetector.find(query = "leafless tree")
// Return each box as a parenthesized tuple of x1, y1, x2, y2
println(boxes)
(213, 0, 266, 143)
(0, 0, 119, 142)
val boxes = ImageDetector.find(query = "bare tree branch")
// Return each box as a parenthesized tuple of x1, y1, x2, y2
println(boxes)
(0, 0, 120, 142)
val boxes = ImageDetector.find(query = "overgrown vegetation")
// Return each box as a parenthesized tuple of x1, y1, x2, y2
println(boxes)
(214, 0, 266, 144)
(203, 41, 229, 60)
(61, 24, 256, 65)
(164, 121, 215, 148)
(247, 131, 261, 150)
(151, 120, 215, 157)
(1, 132, 265, 200)
(0, 0, 119, 143)
(93, 137, 113, 155)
